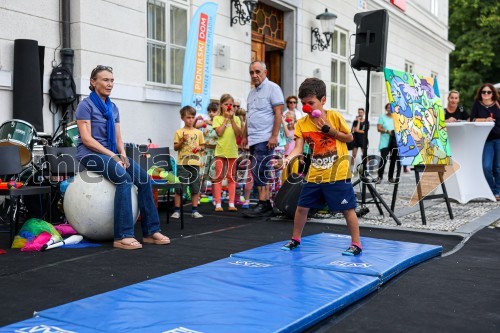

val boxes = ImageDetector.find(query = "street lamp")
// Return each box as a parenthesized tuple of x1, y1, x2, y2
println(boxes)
(230, 0, 259, 26)
(311, 9, 337, 52)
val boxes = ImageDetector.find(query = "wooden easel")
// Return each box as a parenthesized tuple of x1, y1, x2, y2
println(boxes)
(391, 164, 454, 225)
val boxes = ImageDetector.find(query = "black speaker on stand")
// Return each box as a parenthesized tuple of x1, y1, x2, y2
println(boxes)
(350, 9, 400, 225)
(351, 9, 389, 72)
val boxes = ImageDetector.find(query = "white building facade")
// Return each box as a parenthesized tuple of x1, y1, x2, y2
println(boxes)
(0, 0, 454, 154)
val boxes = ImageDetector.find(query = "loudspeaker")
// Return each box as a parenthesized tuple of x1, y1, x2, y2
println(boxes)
(13, 39, 45, 132)
(351, 9, 389, 72)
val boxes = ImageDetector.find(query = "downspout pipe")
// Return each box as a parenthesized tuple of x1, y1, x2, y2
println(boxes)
(60, 0, 74, 74)
(59, 0, 75, 123)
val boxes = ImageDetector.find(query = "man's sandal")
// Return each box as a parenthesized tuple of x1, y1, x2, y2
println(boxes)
(113, 238, 143, 250)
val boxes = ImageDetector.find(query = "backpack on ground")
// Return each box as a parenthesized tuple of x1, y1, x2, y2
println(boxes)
(49, 66, 77, 107)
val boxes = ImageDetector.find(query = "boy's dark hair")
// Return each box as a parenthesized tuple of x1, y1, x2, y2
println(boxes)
(180, 105, 196, 117)
(298, 78, 326, 100)
(207, 102, 219, 112)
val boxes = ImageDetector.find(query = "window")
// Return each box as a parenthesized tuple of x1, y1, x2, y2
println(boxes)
(404, 61, 414, 74)
(430, 0, 438, 16)
(330, 30, 348, 112)
(147, 0, 188, 86)
(370, 73, 384, 117)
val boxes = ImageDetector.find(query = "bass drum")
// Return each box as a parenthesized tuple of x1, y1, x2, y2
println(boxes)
(53, 121, 79, 147)
(0, 119, 37, 165)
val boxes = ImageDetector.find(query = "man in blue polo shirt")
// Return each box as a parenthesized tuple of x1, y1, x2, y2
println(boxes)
(241, 61, 284, 217)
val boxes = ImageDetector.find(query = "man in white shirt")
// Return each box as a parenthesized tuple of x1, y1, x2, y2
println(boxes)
(241, 61, 284, 217)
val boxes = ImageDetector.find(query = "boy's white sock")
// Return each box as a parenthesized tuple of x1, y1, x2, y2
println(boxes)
(216, 203, 222, 209)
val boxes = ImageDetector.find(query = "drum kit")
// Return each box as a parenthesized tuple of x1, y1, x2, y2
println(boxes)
(0, 118, 79, 184)
(0, 118, 78, 225)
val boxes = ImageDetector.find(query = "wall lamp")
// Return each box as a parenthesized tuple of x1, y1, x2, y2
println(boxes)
(230, 0, 259, 26)
(311, 8, 337, 52)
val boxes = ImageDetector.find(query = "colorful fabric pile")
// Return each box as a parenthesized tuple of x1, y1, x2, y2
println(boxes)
(11, 218, 63, 251)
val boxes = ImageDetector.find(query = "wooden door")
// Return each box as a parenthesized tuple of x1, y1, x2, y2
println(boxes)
(251, 3, 286, 85)
(251, 40, 265, 62)
(266, 51, 281, 85)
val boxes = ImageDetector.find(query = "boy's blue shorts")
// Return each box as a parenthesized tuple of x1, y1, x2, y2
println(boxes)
(297, 180, 357, 212)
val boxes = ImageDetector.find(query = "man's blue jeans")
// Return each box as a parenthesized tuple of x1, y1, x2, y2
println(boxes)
(80, 153, 161, 240)
(249, 142, 275, 187)
(482, 139, 500, 196)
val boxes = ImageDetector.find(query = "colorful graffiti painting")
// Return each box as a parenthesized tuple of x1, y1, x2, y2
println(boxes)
(384, 68, 452, 166)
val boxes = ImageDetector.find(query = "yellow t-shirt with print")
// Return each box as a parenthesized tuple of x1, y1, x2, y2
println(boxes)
(295, 110, 351, 183)
(174, 127, 205, 166)
(213, 115, 241, 158)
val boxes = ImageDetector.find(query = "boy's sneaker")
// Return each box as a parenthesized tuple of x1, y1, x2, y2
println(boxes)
(170, 211, 181, 219)
(191, 211, 203, 218)
(342, 244, 362, 256)
(241, 200, 250, 209)
(281, 239, 300, 251)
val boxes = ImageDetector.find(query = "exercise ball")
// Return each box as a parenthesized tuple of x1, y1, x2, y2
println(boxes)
(63, 170, 139, 241)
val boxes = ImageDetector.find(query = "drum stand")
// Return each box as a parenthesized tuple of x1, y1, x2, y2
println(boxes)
(51, 109, 72, 147)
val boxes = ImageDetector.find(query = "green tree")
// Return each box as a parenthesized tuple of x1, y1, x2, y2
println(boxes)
(449, 0, 499, 110)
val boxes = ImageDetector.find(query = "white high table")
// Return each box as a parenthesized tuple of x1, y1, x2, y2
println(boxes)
(442, 122, 496, 203)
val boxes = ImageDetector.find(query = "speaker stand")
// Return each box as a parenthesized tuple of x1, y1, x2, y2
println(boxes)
(356, 68, 401, 226)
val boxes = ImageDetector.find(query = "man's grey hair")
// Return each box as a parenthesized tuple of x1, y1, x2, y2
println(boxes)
(249, 60, 266, 70)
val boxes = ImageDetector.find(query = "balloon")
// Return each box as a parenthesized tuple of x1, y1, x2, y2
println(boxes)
(311, 110, 322, 118)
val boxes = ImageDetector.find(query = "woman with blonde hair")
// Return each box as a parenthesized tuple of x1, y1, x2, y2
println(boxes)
(444, 90, 469, 122)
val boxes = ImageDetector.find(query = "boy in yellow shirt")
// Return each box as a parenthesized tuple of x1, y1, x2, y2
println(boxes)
(172, 106, 205, 218)
(281, 78, 362, 256)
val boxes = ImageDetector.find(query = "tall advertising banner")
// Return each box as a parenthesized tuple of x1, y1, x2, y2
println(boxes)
(181, 2, 218, 118)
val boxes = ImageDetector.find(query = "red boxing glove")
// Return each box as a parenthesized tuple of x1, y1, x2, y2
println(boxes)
(302, 105, 312, 114)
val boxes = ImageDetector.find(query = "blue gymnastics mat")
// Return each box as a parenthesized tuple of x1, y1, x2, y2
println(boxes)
(2, 234, 440, 333)
(3, 257, 379, 333)
(231, 233, 442, 283)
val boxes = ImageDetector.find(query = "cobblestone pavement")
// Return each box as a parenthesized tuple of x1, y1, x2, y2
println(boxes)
(310, 171, 500, 234)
